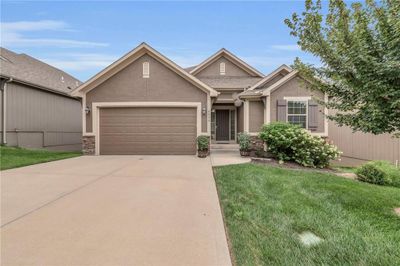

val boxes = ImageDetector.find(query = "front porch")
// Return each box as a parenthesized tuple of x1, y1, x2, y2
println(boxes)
(211, 104, 240, 144)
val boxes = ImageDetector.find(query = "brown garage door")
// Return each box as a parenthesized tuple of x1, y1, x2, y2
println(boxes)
(99, 107, 197, 155)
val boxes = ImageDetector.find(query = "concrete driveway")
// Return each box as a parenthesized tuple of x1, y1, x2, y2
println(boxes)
(1, 156, 231, 266)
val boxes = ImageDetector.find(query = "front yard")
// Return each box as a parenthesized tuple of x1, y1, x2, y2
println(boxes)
(214, 163, 400, 265)
(0, 146, 81, 170)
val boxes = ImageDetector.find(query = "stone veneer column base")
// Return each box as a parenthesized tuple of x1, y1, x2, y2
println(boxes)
(82, 136, 95, 155)
(249, 135, 264, 152)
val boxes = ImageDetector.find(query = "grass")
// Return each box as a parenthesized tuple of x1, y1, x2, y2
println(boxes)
(332, 165, 358, 174)
(214, 163, 400, 265)
(1, 146, 81, 170)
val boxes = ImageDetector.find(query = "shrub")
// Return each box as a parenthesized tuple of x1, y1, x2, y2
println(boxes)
(356, 161, 400, 187)
(197, 135, 209, 151)
(238, 132, 251, 151)
(259, 122, 341, 168)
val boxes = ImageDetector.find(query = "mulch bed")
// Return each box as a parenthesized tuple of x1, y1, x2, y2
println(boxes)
(250, 157, 356, 179)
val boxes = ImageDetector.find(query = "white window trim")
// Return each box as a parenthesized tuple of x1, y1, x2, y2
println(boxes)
(91, 102, 202, 155)
(220, 62, 226, 75)
(143, 62, 150, 78)
(285, 97, 310, 129)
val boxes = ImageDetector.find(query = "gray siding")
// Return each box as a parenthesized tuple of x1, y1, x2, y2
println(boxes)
(0, 82, 82, 151)
(329, 121, 400, 164)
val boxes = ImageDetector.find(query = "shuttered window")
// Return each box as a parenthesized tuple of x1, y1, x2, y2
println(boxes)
(287, 101, 307, 128)
(143, 62, 150, 78)
(220, 62, 226, 75)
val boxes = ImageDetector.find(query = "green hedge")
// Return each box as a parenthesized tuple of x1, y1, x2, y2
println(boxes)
(259, 122, 340, 168)
(356, 161, 400, 188)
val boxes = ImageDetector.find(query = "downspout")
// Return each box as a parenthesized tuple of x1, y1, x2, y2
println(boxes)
(1, 77, 13, 144)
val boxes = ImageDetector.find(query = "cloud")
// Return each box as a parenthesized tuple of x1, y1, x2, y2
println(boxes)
(1, 20, 68, 31)
(39, 53, 118, 71)
(270, 44, 301, 51)
(0, 20, 108, 48)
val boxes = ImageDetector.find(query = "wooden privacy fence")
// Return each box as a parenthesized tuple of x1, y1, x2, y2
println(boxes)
(328, 122, 400, 164)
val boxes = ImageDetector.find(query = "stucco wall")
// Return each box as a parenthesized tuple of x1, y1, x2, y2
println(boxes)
(270, 77, 325, 133)
(196, 56, 253, 77)
(86, 53, 208, 133)
(249, 100, 264, 132)
(0, 82, 82, 150)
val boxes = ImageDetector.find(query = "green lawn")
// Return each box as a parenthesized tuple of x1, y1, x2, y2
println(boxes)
(214, 163, 400, 265)
(1, 146, 81, 170)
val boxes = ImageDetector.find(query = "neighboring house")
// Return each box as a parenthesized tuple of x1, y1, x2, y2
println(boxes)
(71, 42, 327, 155)
(0, 47, 82, 151)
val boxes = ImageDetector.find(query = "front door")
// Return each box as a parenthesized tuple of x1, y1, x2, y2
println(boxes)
(216, 110, 230, 141)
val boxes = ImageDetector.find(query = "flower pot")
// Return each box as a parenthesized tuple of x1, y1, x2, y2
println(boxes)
(197, 150, 208, 158)
(240, 150, 250, 157)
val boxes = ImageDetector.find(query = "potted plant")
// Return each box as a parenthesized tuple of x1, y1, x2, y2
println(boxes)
(238, 132, 251, 156)
(197, 135, 209, 158)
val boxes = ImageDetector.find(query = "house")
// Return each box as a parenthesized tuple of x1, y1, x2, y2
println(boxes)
(0, 47, 82, 151)
(71, 42, 327, 155)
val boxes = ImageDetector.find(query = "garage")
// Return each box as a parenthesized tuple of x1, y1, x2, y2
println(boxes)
(99, 107, 197, 155)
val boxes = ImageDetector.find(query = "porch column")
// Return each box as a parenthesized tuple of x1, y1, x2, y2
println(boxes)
(243, 100, 249, 133)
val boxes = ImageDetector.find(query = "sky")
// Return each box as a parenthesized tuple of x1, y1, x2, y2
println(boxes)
(1, 1, 321, 81)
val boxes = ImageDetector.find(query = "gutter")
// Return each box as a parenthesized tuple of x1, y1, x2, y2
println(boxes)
(1, 77, 13, 144)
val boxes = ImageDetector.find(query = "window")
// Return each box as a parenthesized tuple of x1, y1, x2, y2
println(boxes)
(287, 101, 307, 128)
(143, 62, 150, 78)
(220, 62, 226, 75)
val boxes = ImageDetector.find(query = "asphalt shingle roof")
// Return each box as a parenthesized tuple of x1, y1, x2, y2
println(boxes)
(198, 76, 262, 89)
(0, 47, 81, 96)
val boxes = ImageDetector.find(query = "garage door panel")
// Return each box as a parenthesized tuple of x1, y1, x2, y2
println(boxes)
(99, 107, 197, 155)
(100, 125, 196, 134)
(100, 133, 195, 143)
(101, 116, 196, 125)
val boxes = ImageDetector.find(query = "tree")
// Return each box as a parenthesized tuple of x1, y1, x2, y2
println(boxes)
(285, 0, 400, 135)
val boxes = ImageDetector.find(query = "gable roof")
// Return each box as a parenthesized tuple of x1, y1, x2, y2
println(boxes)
(0, 47, 81, 97)
(246, 64, 292, 91)
(71, 43, 219, 97)
(261, 70, 299, 96)
(238, 64, 292, 98)
(189, 48, 265, 77)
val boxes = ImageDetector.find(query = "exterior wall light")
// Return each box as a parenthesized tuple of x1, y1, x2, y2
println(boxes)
(202, 107, 206, 115)
(85, 106, 91, 114)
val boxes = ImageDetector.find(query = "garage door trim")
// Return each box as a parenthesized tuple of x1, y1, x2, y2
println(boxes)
(92, 102, 202, 155)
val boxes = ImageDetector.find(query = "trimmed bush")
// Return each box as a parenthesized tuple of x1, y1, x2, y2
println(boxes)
(356, 161, 400, 187)
(238, 132, 251, 151)
(259, 122, 340, 168)
(197, 135, 209, 151)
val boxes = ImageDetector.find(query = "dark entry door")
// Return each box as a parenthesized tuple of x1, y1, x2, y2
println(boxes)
(216, 110, 230, 141)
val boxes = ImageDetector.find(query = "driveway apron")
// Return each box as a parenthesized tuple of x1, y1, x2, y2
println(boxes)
(1, 155, 231, 266)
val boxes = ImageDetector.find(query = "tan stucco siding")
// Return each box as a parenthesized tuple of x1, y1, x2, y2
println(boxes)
(86, 54, 208, 133)
(270, 77, 325, 133)
(237, 105, 244, 133)
(249, 100, 264, 132)
(196, 56, 253, 77)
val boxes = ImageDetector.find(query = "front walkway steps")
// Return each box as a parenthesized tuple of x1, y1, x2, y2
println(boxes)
(210, 144, 251, 166)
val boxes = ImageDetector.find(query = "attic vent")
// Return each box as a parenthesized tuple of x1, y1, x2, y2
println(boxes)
(75, 81, 79, 86)
(61, 76, 65, 83)
(143, 62, 150, 78)
(220, 62, 226, 75)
